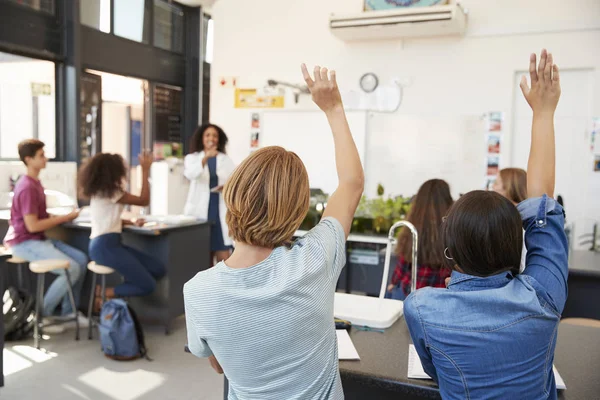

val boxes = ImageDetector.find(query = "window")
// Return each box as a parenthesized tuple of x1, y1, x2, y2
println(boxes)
(114, 0, 151, 43)
(6, 0, 54, 14)
(203, 17, 214, 64)
(0, 52, 56, 159)
(80, 0, 111, 33)
(154, 0, 184, 53)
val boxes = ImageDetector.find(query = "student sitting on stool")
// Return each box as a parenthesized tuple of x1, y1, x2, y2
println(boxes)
(3, 139, 87, 328)
(78, 152, 166, 305)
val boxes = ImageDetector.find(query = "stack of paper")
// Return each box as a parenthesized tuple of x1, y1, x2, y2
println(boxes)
(336, 330, 360, 360)
(408, 344, 566, 390)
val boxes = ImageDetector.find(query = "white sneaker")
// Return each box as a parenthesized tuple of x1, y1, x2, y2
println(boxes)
(62, 313, 90, 329)
(42, 318, 66, 334)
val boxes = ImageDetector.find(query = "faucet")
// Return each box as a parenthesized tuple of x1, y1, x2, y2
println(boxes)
(378, 220, 419, 299)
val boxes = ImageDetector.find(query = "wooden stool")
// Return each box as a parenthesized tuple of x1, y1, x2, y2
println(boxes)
(29, 259, 80, 349)
(86, 262, 115, 340)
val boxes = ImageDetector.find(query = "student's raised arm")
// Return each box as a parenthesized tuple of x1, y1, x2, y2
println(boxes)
(301, 64, 364, 237)
(520, 49, 561, 198)
(518, 50, 568, 313)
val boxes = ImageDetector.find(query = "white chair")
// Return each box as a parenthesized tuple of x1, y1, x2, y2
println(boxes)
(29, 259, 80, 349)
(86, 262, 115, 340)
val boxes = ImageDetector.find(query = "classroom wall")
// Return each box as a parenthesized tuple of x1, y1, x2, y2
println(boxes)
(209, 0, 600, 199)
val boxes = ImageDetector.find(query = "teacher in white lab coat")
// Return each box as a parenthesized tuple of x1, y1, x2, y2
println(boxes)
(184, 123, 236, 265)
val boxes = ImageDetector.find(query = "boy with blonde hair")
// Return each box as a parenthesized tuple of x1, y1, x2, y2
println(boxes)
(184, 64, 364, 399)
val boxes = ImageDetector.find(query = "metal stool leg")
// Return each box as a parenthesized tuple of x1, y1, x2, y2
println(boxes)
(16, 263, 24, 288)
(87, 272, 97, 340)
(34, 274, 45, 349)
(65, 270, 79, 341)
(101, 275, 106, 305)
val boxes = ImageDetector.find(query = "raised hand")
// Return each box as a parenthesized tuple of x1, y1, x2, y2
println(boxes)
(138, 150, 154, 171)
(301, 64, 343, 114)
(520, 49, 561, 115)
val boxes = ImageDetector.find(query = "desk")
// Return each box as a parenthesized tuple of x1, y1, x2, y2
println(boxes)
(0, 218, 211, 333)
(217, 320, 598, 399)
(338, 319, 600, 400)
(563, 250, 600, 320)
(48, 221, 211, 332)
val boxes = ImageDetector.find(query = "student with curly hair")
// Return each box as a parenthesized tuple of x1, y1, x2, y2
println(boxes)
(78, 151, 165, 301)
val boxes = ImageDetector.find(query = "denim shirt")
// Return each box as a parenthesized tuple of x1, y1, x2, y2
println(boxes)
(404, 195, 568, 400)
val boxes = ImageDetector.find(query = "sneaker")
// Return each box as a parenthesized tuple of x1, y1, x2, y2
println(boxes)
(63, 313, 90, 329)
(42, 318, 66, 334)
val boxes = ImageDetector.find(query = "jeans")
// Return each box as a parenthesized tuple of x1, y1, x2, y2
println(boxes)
(385, 285, 407, 301)
(10, 239, 88, 317)
(89, 233, 166, 297)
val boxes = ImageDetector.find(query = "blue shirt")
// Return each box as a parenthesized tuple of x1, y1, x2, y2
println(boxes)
(404, 195, 568, 400)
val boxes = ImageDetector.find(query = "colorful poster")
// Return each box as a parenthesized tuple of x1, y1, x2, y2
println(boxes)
(365, 0, 448, 10)
(235, 88, 284, 109)
(250, 113, 261, 150)
(487, 135, 501, 154)
(484, 112, 504, 183)
(487, 155, 499, 176)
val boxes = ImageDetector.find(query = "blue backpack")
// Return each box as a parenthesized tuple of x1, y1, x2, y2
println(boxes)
(99, 299, 150, 361)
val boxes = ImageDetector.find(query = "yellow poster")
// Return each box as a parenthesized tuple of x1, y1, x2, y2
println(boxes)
(235, 88, 284, 109)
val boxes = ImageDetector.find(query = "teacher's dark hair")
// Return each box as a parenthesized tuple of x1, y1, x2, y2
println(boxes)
(189, 123, 228, 154)
(442, 190, 523, 277)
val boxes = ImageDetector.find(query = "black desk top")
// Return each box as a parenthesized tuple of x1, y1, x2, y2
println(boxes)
(569, 250, 600, 278)
(339, 318, 600, 399)
(61, 220, 209, 236)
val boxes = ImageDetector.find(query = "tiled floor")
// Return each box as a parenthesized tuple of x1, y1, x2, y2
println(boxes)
(1, 317, 223, 400)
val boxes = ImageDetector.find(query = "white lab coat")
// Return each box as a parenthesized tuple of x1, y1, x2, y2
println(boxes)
(183, 151, 236, 246)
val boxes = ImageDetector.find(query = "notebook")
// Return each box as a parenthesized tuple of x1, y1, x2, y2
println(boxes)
(336, 330, 360, 360)
(408, 344, 566, 390)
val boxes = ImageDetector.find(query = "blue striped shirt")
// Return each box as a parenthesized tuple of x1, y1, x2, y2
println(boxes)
(184, 217, 347, 399)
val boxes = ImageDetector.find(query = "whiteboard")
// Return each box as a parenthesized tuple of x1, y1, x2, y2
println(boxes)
(261, 111, 368, 195)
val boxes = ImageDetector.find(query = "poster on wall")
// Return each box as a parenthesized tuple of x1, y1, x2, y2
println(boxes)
(234, 88, 284, 109)
(484, 111, 504, 189)
(250, 112, 261, 150)
(364, 0, 448, 11)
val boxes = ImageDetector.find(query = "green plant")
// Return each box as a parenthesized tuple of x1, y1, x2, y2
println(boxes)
(352, 184, 412, 234)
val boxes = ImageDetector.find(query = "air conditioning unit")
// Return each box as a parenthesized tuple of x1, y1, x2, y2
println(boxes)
(330, 4, 467, 41)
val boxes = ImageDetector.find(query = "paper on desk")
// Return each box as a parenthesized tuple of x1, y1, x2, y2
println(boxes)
(408, 344, 430, 379)
(336, 330, 360, 360)
(408, 344, 567, 390)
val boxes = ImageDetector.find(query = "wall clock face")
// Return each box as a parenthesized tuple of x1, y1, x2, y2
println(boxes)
(360, 73, 379, 93)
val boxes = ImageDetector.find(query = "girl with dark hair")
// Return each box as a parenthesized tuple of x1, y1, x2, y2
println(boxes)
(184, 123, 236, 265)
(78, 151, 165, 301)
(404, 50, 567, 399)
(386, 179, 453, 300)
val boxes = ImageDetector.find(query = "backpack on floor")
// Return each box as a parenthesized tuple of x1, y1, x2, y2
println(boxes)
(3, 287, 35, 341)
(98, 299, 150, 361)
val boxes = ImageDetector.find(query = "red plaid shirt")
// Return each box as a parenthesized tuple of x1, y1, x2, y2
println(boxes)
(391, 256, 451, 297)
